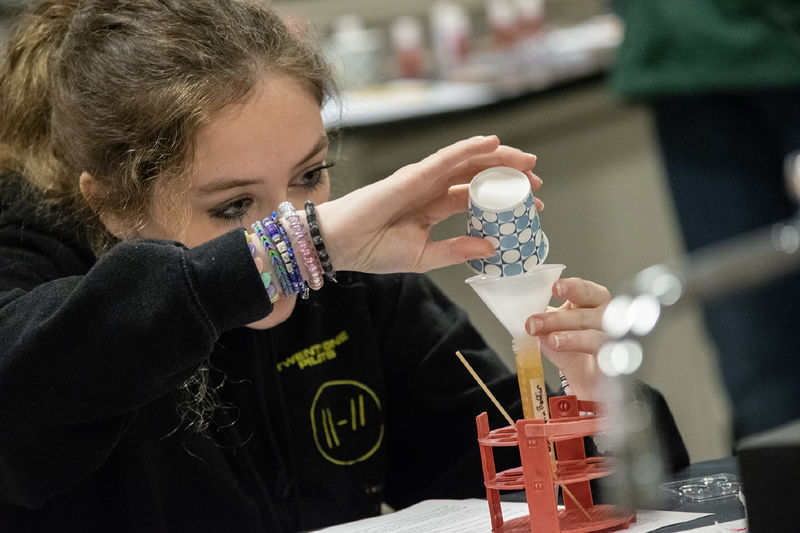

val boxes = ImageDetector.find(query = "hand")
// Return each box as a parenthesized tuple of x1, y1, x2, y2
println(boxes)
(525, 277, 611, 401)
(316, 135, 541, 273)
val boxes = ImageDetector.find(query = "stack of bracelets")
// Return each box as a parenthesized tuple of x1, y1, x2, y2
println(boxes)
(246, 201, 336, 301)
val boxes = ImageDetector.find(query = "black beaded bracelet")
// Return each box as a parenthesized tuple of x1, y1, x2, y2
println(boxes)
(304, 200, 336, 282)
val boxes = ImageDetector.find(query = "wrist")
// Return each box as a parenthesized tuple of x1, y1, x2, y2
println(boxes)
(313, 200, 345, 273)
(244, 229, 280, 303)
(559, 357, 607, 402)
(248, 201, 334, 300)
(277, 202, 324, 291)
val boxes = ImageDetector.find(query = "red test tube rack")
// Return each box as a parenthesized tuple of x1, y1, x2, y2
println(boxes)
(476, 395, 636, 533)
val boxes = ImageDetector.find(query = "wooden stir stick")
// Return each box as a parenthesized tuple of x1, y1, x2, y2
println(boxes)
(455, 350, 516, 428)
(455, 351, 592, 521)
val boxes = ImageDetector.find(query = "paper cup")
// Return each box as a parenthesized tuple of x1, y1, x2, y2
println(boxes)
(466, 166, 548, 276)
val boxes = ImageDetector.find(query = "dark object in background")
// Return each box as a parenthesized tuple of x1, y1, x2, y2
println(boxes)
(736, 419, 800, 533)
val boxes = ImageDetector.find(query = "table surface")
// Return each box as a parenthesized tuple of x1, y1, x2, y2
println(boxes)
(651, 457, 744, 532)
(503, 457, 745, 532)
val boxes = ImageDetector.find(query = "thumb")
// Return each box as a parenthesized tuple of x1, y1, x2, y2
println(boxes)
(417, 236, 494, 272)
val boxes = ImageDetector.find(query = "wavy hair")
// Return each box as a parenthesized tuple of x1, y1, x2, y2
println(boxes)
(0, 0, 335, 433)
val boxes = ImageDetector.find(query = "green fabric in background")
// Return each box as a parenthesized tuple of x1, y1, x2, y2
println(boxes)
(609, 0, 800, 99)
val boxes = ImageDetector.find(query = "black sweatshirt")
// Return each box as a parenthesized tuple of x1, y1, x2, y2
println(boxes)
(0, 174, 689, 532)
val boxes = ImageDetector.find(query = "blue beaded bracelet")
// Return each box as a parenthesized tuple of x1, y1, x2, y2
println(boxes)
(252, 220, 293, 296)
(244, 230, 279, 303)
(263, 215, 307, 298)
(272, 213, 310, 299)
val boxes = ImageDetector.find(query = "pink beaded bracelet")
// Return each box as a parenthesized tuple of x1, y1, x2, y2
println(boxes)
(277, 201, 324, 291)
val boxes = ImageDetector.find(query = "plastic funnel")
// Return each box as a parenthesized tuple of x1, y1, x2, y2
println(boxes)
(466, 264, 565, 339)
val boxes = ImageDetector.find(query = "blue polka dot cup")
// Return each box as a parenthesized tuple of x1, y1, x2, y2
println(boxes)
(466, 166, 548, 277)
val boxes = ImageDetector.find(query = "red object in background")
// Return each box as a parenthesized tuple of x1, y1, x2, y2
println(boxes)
(391, 16, 425, 79)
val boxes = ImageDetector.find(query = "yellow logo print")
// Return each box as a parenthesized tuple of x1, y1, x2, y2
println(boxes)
(310, 380, 384, 465)
(277, 330, 349, 372)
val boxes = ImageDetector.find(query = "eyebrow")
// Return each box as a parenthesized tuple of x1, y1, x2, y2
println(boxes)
(197, 177, 262, 194)
(196, 133, 330, 194)
(295, 134, 329, 170)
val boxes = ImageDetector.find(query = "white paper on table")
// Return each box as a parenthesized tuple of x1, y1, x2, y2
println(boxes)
(313, 499, 711, 532)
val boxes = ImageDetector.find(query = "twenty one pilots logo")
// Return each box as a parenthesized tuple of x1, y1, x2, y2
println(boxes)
(310, 380, 384, 465)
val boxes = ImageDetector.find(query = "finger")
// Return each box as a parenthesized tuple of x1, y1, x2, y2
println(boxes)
(540, 328, 608, 356)
(553, 278, 611, 308)
(526, 307, 604, 336)
(458, 147, 537, 176)
(443, 148, 537, 187)
(416, 235, 494, 272)
(441, 184, 469, 219)
(415, 136, 503, 184)
(527, 171, 543, 192)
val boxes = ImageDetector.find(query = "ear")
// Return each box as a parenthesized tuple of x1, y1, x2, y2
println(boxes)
(79, 171, 126, 238)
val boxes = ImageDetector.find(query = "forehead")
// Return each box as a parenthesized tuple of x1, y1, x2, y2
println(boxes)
(191, 74, 325, 183)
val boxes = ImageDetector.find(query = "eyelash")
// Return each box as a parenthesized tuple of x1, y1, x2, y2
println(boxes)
(208, 161, 335, 223)
(296, 161, 334, 190)
(209, 197, 251, 225)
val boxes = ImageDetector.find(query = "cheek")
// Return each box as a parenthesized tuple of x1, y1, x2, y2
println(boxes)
(181, 219, 230, 249)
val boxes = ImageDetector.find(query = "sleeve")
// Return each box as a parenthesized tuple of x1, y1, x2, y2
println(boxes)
(0, 227, 272, 508)
(370, 274, 688, 510)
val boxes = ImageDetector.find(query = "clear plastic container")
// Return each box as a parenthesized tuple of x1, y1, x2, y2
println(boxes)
(661, 473, 741, 502)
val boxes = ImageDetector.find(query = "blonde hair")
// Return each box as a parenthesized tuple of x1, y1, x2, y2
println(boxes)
(0, 0, 334, 252)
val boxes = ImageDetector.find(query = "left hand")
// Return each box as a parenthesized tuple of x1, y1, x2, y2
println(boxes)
(525, 277, 610, 400)
(317, 135, 541, 274)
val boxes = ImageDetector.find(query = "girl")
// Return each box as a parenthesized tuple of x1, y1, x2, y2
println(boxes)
(0, 0, 688, 531)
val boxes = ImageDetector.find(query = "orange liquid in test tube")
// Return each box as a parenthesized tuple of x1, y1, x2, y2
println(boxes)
(514, 337, 550, 421)
(514, 337, 558, 476)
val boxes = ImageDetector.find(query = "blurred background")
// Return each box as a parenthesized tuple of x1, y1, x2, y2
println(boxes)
(0, 0, 733, 463)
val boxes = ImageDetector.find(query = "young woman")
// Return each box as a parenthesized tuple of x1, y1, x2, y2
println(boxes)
(0, 0, 688, 530)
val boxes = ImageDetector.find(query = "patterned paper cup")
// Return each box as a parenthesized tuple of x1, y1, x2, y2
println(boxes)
(466, 166, 549, 277)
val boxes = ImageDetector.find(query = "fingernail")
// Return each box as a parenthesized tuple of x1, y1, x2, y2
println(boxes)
(552, 333, 561, 349)
(527, 317, 543, 335)
(554, 282, 564, 298)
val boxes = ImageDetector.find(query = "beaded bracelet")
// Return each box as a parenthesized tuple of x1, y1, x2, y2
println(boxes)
(244, 231, 279, 303)
(272, 213, 310, 299)
(263, 215, 307, 298)
(252, 220, 293, 297)
(278, 201, 324, 291)
(304, 200, 337, 283)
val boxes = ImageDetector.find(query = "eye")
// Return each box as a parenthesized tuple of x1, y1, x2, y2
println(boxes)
(294, 162, 334, 190)
(209, 196, 253, 223)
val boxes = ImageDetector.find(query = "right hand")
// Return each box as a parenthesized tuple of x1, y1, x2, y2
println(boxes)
(526, 277, 612, 401)
(317, 135, 541, 274)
